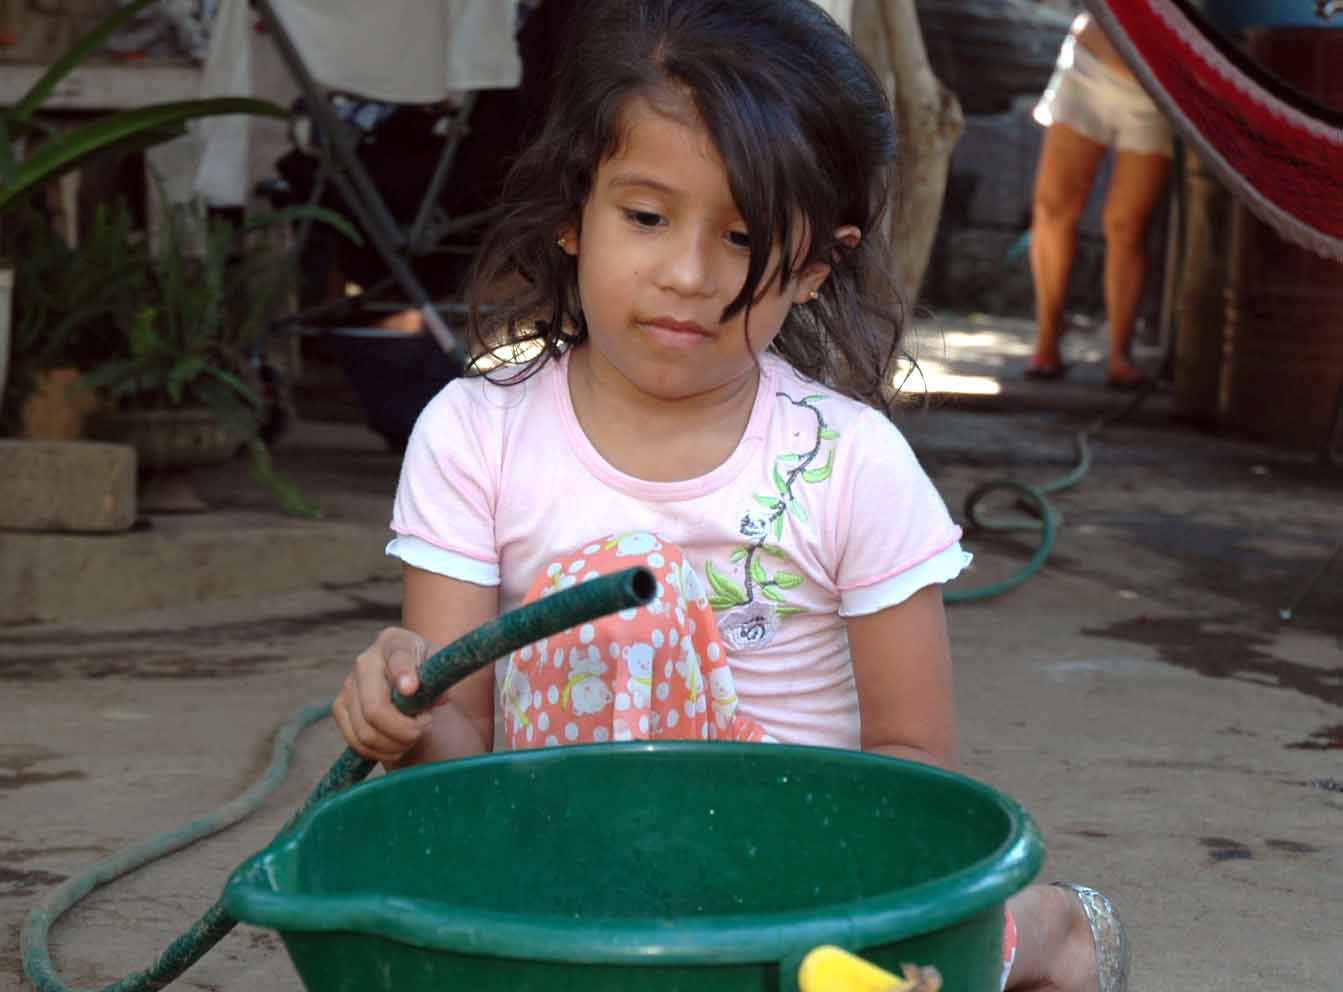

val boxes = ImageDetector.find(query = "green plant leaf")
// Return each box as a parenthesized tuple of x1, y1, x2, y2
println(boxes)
(788, 498, 809, 524)
(729, 548, 747, 563)
(819, 428, 839, 440)
(10, 0, 157, 123)
(774, 571, 804, 590)
(0, 119, 16, 187)
(1, 99, 287, 214)
(776, 606, 807, 617)
(80, 358, 144, 391)
(773, 460, 787, 497)
(166, 356, 208, 400)
(772, 514, 784, 541)
(749, 557, 768, 583)
(199, 365, 260, 405)
(775, 452, 803, 465)
(753, 493, 782, 510)
(191, 376, 260, 441)
(761, 544, 789, 559)
(760, 584, 785, 603)
(245, 438, 322, 519)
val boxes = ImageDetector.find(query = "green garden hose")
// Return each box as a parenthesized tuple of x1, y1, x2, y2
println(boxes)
(21, 566, 656, 992)
(944, 382, 1156, 603)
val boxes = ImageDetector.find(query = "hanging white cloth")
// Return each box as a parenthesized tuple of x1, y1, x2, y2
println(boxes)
(192, 0, 252, 205)
(189, 0, 524, 205)
(266, 0, 522, 103)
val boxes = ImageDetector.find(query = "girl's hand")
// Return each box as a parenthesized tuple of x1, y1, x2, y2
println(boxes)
(332, 626, 434, 763)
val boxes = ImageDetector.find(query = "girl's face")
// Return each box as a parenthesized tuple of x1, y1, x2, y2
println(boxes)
(559, 94, 855, 406)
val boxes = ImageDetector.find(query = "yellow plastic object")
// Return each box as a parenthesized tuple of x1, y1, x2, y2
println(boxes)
(798, 945, 942, 992)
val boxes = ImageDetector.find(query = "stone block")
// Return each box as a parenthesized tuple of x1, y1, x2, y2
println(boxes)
(0, 440, 136, 532)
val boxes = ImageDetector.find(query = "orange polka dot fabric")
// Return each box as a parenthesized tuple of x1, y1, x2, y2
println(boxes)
(499, 533, 773, 749)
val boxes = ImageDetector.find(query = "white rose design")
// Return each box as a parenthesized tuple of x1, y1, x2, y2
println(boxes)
(718, 602, 781, 651)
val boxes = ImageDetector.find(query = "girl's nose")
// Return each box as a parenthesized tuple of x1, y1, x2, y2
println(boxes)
(656, 230, 717, 297)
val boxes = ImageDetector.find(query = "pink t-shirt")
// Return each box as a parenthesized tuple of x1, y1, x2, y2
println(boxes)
(388, 349, 969, 748)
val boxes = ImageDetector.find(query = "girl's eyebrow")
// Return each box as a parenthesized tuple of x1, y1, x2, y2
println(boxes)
(606, 173, 681, 196)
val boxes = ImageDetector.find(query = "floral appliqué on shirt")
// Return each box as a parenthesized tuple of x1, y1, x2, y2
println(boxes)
(706, 393, 838, 651)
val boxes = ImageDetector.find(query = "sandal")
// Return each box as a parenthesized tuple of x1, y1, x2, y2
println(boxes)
(1024, 362, 1070, 381)
(1052, 882, 1130, 992)
(1104, 368, 1149, 392)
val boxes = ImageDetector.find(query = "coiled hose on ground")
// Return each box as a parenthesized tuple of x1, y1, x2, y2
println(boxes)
(944, 380, 1159, 603)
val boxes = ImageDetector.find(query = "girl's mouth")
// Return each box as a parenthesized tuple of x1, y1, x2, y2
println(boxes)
(642, 317, 711, 347)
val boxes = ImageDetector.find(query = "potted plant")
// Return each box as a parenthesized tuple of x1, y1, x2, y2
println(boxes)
(0, 0, 288, 418)
(79, 194, 357, 515)
(0, 198, 141, 439)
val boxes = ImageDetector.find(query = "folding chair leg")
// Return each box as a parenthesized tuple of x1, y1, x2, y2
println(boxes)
(252, 0, 464, 361)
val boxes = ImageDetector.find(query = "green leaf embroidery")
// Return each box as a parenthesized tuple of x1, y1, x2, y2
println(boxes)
(730, 548, 748, 563)
(704, 560, 747, 607)
(774, 572, 803, 589)
(754, 493, 784, 511)
(802, 449, 835, 484)
(762, 544, 789, 559)
(772, 514, 784, 541)
(749, 557, 768, 583)
(803, 394, 826, 403)
(788, 498, 809, 524)
(772, 461, 788, 497)
(761, 585, 785, 602)
(776, 606, 807, 617)
(776, 452, 804, 465)
(819, 428, 840, 440)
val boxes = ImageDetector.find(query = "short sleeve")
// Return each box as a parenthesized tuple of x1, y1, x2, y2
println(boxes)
(387, 379, 502, 583)
(832, 409, 969, 616)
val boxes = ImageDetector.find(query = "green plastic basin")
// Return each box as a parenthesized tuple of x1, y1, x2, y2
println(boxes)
(224, 742, 1042, 991)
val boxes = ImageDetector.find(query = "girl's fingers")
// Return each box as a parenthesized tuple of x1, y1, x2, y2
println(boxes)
(332, 628, 435, 762)
(353, 651, 423, 744)
(377, 628, 424, 696)
(346, 674, 421, 757)
(332, 692, 398, 762)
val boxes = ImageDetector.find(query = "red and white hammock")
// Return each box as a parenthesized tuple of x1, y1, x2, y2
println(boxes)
(1086, 0, 1343, 261)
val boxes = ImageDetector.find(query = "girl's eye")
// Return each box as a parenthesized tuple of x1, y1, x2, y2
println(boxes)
(624, 209, 663, 229)
(726, 230, 751, 249)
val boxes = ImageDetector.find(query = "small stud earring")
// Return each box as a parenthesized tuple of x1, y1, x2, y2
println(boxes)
(808, 289, 819, 301)
(557, 237, 567, 250)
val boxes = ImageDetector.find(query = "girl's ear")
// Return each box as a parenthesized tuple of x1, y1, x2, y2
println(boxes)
(557, 223, 579, 256)
(793, 225, 861, 303)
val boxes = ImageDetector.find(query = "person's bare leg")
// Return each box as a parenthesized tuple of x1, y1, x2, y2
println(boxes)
(1004, 883, 1100, 992)
(1029, 124, 1107, 372)
(1100, 148, 1171, 383)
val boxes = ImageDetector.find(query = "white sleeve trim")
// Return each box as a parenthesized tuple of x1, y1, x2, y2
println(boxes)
(838, 543, 973, 618)
(385, 535, 501, 586)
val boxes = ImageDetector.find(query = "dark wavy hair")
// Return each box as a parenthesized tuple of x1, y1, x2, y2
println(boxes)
(466, 0, 904, 409)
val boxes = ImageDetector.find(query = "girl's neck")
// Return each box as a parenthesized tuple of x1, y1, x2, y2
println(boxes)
(566, 345, 762, 483)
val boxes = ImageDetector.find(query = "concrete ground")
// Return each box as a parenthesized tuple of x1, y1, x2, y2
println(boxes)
(3, 313, 1341, 991)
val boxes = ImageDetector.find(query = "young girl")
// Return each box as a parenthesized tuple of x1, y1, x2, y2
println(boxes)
(332, 2, 1127, 989)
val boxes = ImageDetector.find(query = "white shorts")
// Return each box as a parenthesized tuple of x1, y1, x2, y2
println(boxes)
(1033, 35, 1173, 157)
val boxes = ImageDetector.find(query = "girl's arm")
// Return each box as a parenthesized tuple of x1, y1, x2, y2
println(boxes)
(846, 584, 960, 771)
(393, 564, 500, 766)
(335, 564, 499, 768)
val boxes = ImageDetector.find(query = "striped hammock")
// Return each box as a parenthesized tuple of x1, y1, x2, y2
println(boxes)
(1086, 0, 1343, 261)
